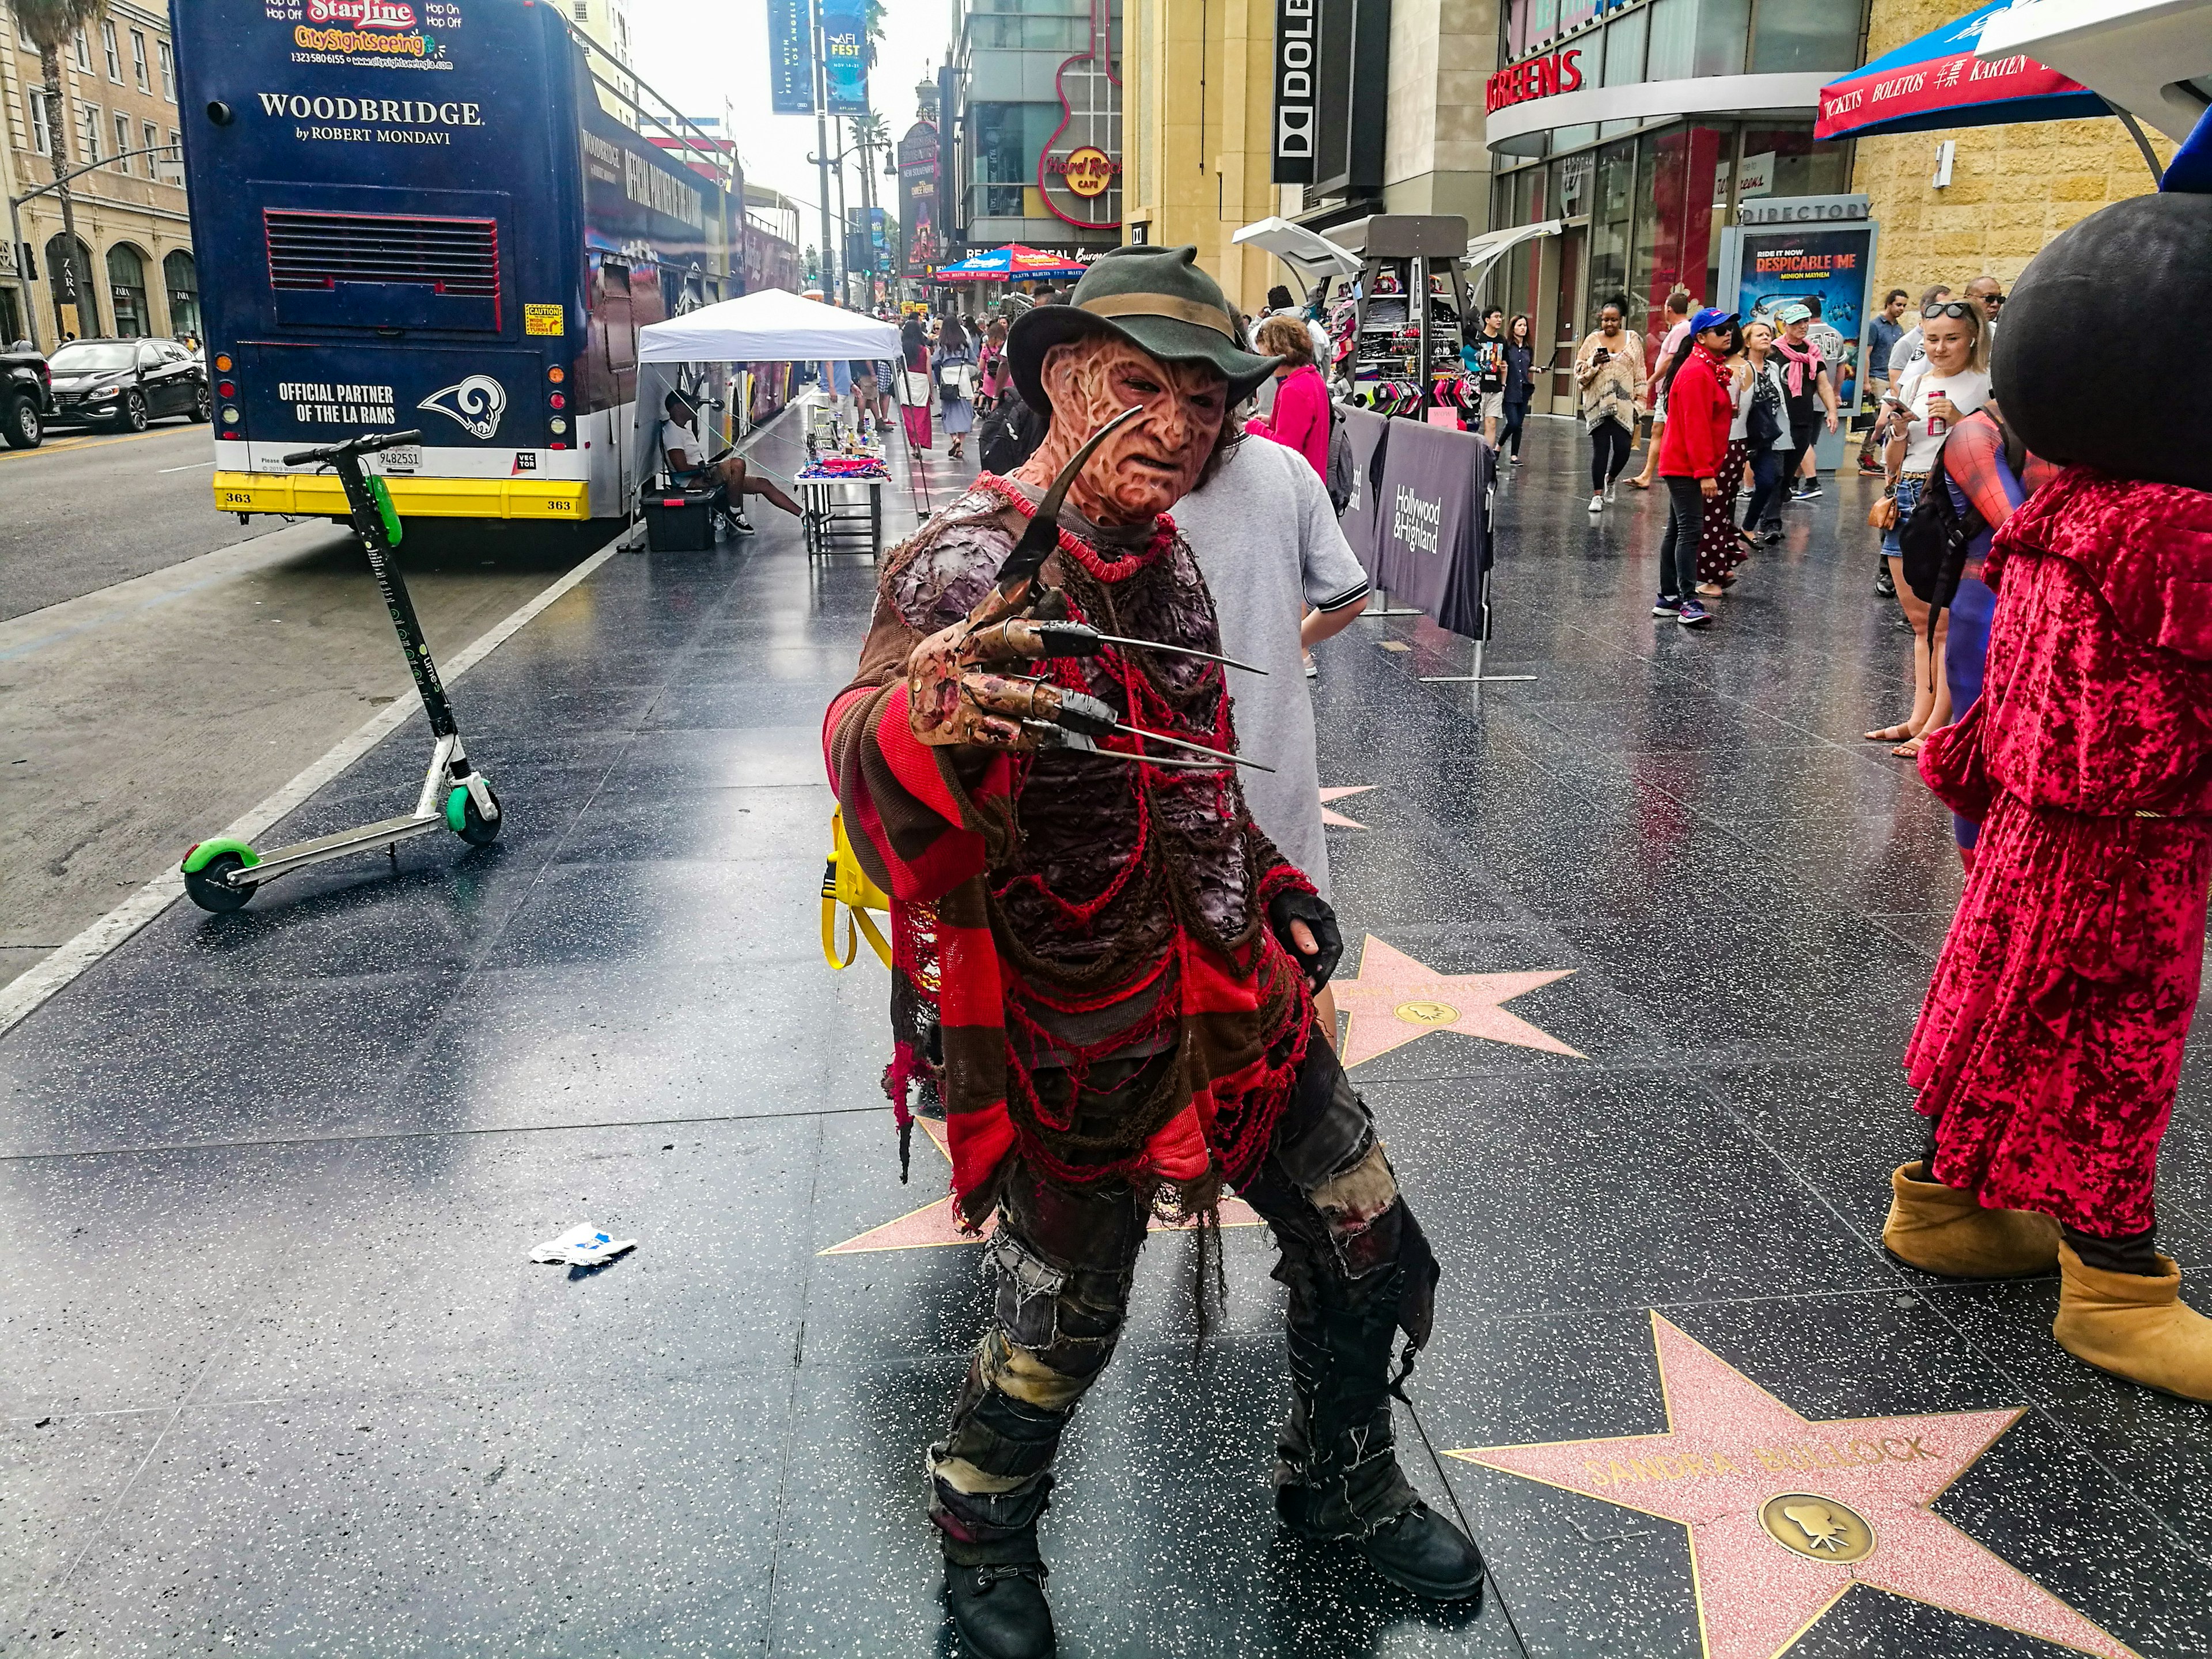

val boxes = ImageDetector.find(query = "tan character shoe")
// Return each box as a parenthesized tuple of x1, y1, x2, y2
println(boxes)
(2054, 1244, 2212, 1403)
(1880, 1163, 2061, 1278)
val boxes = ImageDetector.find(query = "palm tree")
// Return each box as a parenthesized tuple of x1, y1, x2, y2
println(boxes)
(15, 0, 106, 340)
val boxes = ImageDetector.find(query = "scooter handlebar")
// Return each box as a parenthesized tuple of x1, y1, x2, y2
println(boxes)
(282, 429, 427, 467)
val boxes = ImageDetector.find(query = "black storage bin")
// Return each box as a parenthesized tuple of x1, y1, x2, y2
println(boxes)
(643, 487, 717, 552)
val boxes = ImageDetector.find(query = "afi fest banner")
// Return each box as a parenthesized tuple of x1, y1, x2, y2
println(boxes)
(820, 0, 870, 116)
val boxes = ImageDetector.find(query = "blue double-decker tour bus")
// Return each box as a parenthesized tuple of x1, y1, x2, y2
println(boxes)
(175, 0, 740, 524)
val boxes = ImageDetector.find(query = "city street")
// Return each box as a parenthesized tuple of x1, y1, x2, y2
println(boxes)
(0, 426, 619, 992)
(0, 423, 260, 622)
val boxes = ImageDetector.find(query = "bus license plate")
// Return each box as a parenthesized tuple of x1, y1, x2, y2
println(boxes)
(380, 445, 421, 474)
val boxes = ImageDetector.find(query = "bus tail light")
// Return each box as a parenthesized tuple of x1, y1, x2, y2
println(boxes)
(548, 392, 565, 410)
(214, 354, 232, 372)
(218, 381, 235, 398)
(547, 365, 566, 383)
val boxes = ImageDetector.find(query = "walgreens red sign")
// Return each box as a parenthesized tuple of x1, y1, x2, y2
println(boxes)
(1486, 48, 1583, 115)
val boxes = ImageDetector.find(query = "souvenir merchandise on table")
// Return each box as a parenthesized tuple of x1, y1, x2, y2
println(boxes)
(800, 408, 891, 482)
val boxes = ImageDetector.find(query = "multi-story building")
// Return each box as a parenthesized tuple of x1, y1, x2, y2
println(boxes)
(944, 0, 1123, 265)
(1123, 0, 1502, 316)
(0, 0, 194, 348)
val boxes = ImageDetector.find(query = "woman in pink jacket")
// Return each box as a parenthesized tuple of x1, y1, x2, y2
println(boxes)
(1245, 313, 1331, 481)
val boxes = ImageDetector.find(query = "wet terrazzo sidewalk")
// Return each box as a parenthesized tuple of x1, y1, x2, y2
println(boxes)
(4, 411, 2206, 1658)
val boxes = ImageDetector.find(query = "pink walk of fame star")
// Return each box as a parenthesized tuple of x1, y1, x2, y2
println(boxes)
(1332, 935, 1582, 1068)
(1452, 1314, 2142, 1659)
(1320, 785, 1376, 829)
(822, 1117, 1263, 1255)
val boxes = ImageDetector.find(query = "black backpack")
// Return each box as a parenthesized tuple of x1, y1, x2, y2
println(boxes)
(1325, 397, 1354, 513)
(1897, 413, 2027, 673)
(1747, 365, 1783, 451)
(977, 388, 1048, 475)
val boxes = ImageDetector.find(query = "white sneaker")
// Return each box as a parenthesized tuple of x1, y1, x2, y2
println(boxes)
(1605, 481, 1618, 501)
(1588, 492, 1604, 513)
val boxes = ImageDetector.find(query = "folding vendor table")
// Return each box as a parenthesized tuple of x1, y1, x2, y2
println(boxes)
(798, 472, 886, 559)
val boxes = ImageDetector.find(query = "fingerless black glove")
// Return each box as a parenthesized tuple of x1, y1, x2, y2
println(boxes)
(1268, 888, 1343, 990)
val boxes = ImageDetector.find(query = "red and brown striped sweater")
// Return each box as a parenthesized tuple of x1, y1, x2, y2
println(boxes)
(823, 477, 1316, 1226)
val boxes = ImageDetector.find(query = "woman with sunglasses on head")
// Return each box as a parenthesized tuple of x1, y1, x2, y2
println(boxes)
(1575, 301, 1646, 514)
(1864, 299, 1991, 754)
(1498, 315, 1536, 466)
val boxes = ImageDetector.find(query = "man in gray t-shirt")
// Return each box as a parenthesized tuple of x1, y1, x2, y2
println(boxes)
(1173, 432, 1370, 901)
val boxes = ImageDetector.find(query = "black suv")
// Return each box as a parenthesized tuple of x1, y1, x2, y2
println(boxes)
(1, 340, 49, 448)
(47, 337, 210, 433)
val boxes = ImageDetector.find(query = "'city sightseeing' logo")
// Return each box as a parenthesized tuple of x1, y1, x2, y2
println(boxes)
(304, 0, 418, 29)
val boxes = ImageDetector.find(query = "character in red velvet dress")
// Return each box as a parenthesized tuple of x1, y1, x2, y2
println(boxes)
(1883, 111, 2212, 1402)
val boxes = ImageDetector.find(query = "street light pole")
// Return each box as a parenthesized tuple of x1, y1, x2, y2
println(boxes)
(811, 0, 836, 299)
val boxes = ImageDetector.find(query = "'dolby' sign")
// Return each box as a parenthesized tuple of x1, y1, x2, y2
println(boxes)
(1486, 48, 1583, 114)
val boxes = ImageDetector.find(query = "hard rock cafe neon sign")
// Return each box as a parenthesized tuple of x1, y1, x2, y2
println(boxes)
(1050, 146, 1117, 200)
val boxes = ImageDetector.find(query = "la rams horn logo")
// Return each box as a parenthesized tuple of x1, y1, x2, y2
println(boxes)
(418, 374, 507, 440)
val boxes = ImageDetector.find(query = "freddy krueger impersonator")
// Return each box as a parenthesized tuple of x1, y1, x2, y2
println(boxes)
(820, 245, 1484, 1657)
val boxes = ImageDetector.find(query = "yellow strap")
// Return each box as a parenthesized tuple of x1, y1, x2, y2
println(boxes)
(821, 894, 859, 969)
(851, 904, 893, 969)
(821, 893, 892, 971)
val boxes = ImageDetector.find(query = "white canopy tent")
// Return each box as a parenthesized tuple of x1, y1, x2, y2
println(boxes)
(1976, 0, 2212, 145)
(637, 287, 902, 363)
(627, 289, 906, 506)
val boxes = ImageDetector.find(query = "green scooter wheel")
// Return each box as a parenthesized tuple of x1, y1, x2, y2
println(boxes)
(183, 850, 257, 913)
(446, 782, 502, 847)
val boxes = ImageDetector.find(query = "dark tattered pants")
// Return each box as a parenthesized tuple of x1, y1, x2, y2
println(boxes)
(928, 1031, 1438, 1564)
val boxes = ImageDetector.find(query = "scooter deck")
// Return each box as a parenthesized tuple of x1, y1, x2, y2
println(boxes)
(223, 812, 445, 887)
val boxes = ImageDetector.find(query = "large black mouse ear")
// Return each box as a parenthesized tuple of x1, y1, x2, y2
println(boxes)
(1994, 113, 2212, 495)
(2162, 105, 2212, 196)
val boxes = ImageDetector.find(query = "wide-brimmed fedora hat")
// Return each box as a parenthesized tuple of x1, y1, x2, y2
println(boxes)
(1006, 245, 1281, 415)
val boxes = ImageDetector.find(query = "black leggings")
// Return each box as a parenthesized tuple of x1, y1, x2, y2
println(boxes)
(1500, 399, 1529, 457)
(1657, 476, 1704, 600)
(1589, 418, 1633, 491)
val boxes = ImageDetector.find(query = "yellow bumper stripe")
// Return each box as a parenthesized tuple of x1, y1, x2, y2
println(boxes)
(213, 470, 590, 520)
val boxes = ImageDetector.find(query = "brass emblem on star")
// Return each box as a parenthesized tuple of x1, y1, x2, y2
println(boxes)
(1760, 1493, 1876, 1563)
(1393, 999, 1460, 1025)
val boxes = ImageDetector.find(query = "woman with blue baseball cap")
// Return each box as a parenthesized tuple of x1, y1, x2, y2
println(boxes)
(1651, 306, 1740, 627)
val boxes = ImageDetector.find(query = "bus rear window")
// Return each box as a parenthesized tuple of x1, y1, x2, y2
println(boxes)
(263, 209, 503, 332)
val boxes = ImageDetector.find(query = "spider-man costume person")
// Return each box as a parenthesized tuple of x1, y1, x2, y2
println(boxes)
(821, 246, 1484, 1657)
(1884, 111, 2212, 1402)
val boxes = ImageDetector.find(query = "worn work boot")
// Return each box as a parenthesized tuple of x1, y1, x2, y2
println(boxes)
(942, 1547, 1054, 1658)
(2054, 1244, 2212, 1403)
(1881, 1163, 2061, 1278)
(1274, 1223, 1484, 1601)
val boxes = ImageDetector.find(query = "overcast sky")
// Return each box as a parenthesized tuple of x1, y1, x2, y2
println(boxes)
(627, 0, 954, 247)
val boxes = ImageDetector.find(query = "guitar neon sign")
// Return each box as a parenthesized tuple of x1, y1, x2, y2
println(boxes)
(1037, 0, 1120, 229)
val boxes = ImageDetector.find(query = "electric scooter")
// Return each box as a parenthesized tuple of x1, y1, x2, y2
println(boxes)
(179, 428, 502, 913)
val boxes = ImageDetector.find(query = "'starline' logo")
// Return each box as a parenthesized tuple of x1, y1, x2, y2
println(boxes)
(304, 0, 418, 29)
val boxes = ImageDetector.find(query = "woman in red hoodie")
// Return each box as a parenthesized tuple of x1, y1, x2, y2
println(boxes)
(1652, 308, 1740, 627)
(1245, 313, 1331, 482)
